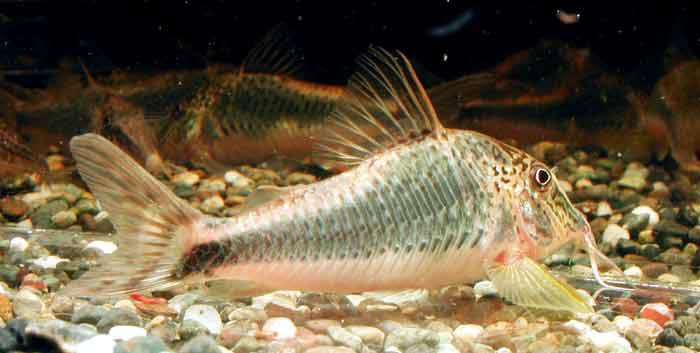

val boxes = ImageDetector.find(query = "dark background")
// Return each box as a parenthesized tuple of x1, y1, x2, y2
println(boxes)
(1, 0, 698, 90)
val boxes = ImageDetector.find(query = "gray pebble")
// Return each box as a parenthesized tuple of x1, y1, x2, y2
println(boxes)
(621, 212, 649, 234)
(672, 347, 697, 353)
(179, 335, 220, 353)
(72, 304, 109, 326)
(684, 333, 700, 350)
(31, 199, 69, 229)
(655, 220, 690, 238)
(96, 308, 143, 333)
(0, 264, 19, 286)
(657, 328, 684, 347)
(12, 288, 45, 319)
(328, 325, 364, 351)
(178, 319, 210, 341)
(114, 335, 168, 353)
(384, 327, 439, 350)
(232, 337, 267, 353)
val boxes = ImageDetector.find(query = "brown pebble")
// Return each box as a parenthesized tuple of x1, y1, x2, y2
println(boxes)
(641, 262, 669, 278)
(79, 213, 97, 231)
(0, 198, 28, 221)
(612, 297, 639, 316)
(0, 294, 12, 321)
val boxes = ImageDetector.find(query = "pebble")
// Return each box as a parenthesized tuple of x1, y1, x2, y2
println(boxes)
(230, 336, 266, 353)
(346, 325, 385, 348)
(224, 170, 254, 189)
(613, 315, 634, 333)
(0, 198, 29, 220)
(327, 325, 363, 351)
(262, 317, 297, 340)
(51, 210, 77, 228)
(631, 205, 660, 226)
(12, 288, 44, 318)
(473, 280, 498, 299)
(0, 294, 12, 321)
(453, 324, 484, 344)
(641, 262, 668, 278)
(96, 308, 143, 333)
(109, 325, 148, 341)
(178, 319, 210, 341)
(640, 303, 674, 327)
(305, 319, 341, 333)
(72, 304, 109, 325)
(199, 177, 227, 193)
(596, 201, 613, 217)
(173, 171, 200, 187)
(179, 335, 221, 353)
(30, 255, 68, 269)
(618, 162, 649, 191)
(9, 237, 28, 252)
(622, 265, 643, 279)
(685, 333, 700, 350)
(657, 328, 684, 347)
(75, 334, 116, 353)
(659, 273, 682, 283)
(286, 172, 317, 185)
(200, 195, 224, 214)
(601, 224, 630, 247)
(168, 293, 200, 314)
(585, 330, 632, 352)
(183, 304, 222, 335)
(384, 327, 440, 350)
(114, 335, 168, 353)
(305, 346, 357, 353)
(84, 240, 117, 255)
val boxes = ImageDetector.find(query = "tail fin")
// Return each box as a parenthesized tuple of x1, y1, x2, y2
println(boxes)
(59, 133, 202, 297)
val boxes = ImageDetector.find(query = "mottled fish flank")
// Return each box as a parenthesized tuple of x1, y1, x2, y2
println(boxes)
(60, 47, 621, 314)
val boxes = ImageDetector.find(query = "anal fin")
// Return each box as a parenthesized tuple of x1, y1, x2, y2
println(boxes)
(487, 257, 593, 313)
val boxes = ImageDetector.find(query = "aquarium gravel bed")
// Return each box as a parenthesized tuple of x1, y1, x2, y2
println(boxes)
(1, 141, 700, 353)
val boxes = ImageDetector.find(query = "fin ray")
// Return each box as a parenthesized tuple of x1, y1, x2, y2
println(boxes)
(487, 257, 593, 313)
(59, 133, 202, 297)
(315, 47, 444, 166)
(241, 23, 303, 76)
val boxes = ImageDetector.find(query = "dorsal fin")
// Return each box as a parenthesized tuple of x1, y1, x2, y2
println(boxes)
(240, 23, 304, 76)
(314, 47, 445, 166)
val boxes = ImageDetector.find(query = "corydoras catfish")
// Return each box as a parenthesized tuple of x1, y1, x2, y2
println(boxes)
(61, 48, 620, 313)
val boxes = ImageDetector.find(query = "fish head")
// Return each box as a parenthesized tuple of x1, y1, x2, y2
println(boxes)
(494, 145, 591, 261)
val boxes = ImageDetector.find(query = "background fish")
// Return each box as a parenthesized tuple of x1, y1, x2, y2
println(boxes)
(59, 47, 618, 314)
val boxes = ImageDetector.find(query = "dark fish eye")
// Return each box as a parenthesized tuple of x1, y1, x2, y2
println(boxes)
(533, 167, 551, 187)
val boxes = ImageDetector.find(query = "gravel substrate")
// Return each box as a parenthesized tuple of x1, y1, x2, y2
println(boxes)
(2, 142, 700, 353)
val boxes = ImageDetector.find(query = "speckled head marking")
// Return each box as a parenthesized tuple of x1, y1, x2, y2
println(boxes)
(485, 140, 590, 260)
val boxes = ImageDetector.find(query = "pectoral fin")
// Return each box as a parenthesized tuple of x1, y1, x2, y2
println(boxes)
(487, 256, 593, 313)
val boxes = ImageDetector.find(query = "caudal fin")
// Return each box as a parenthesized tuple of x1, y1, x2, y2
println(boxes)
(60, 133, 202, 297)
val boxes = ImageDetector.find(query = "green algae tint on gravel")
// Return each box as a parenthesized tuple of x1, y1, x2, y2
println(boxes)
(58, 47, 619, 314)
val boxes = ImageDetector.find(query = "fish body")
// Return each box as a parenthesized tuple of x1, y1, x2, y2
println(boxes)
(62, 48, 612, 313)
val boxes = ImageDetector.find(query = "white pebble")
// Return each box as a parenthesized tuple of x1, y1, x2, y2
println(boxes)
(453, 324, 484, 342)
(613, 315, 633, 333)
(224, 170, 253, 189)
(495, 348, 513, 353)
(183, 304, 223, 335)
(563, 320, 591, 335)
(30, 255, 68, 269)
(16, 219, 32, 228)
(658, 273, 681, 283)
(473, 280, 498, 299)
(596, 202, 613, 217)
(584, 330, 632, 352)
(631, 206, 659, 226)
(9, 237, 28, 252)
(623, 266, 643, 279)
(94, 211, 110, 223)
(345, 295, 366, 307)
(601, 224, 630, 247)
(262, 317, 297, 339)
(108, 325, 147, 341)
(84, 240, 117, 255)
(75, 334, 116, 353)
(437, 343, 460, 353)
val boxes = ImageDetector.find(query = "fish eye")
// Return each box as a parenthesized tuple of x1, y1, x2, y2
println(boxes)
(532, 166, 551, 188)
